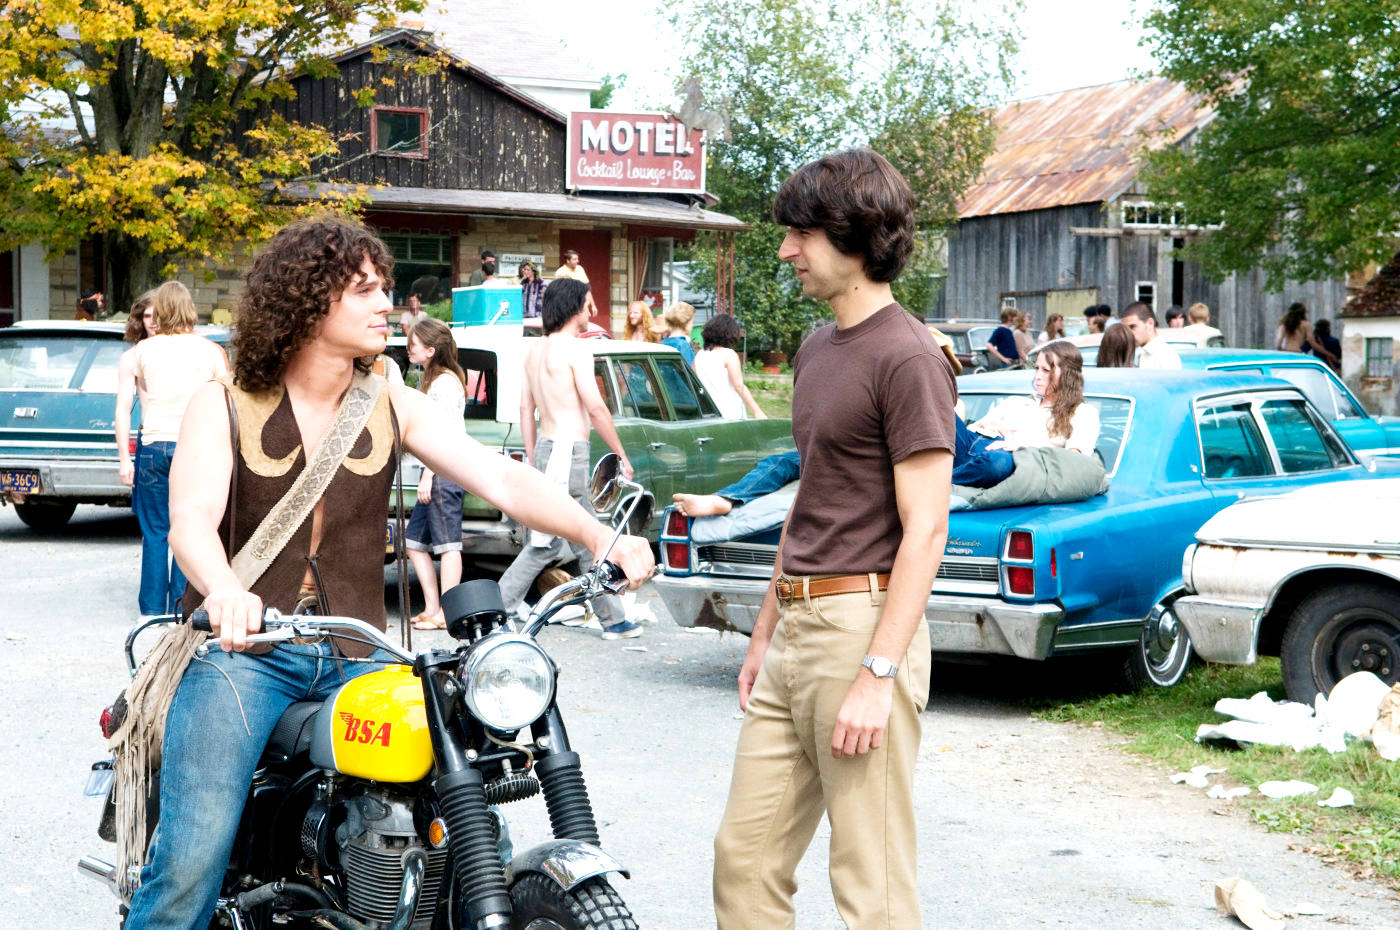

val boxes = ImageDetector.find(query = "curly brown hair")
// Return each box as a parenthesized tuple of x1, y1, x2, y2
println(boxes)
(123, 290, 157, 344)
(1039, 341, 1085, 439)
(232, 214, 394, 392)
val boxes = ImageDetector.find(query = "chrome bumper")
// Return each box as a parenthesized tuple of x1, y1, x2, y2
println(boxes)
(1171, 595, 1264, 665)
(650, 574, 1064, 660)
(0, 456, 127, 500)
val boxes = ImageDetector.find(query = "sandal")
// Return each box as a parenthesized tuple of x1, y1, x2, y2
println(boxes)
(411, 612, 446, 630)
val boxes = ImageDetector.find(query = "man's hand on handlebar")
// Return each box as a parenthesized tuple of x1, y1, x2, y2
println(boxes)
(199, 587, 266, 653)
(598, 534, 655, 590)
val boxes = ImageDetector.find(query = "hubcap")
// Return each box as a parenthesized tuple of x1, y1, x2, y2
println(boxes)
(1144, 609, 1184, 674)
(523, 921, 569, 930)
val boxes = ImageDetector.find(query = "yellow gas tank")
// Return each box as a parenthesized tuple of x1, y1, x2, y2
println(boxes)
(309, 667, 434, 782)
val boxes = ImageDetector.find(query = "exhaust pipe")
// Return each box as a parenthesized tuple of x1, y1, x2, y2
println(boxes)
(78, 856, 117, 885)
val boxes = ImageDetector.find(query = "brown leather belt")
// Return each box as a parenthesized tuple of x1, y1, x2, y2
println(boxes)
(774, 573, 891, 604)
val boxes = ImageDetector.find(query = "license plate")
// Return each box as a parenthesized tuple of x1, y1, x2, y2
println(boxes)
(0, 469, 41, 494)
(385, 522, 395, 552)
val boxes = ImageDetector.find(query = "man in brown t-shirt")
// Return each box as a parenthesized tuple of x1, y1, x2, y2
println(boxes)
(713, 150, 956, 930)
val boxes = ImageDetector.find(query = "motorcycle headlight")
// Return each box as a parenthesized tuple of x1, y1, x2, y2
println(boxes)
(462, 633, 555, 732)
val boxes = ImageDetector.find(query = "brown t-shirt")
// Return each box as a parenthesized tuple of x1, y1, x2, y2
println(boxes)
(782, 303, 957, 576)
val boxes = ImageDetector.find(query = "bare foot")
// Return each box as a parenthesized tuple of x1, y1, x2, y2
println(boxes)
(673, 493, 733, 517)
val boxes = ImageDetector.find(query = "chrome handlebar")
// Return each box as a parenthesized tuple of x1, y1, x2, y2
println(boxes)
(189, 608, 416, 663)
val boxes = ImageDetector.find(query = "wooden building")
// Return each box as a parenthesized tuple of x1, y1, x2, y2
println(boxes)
(935, 79, 1349, 348)
(9, 27, 744, 331)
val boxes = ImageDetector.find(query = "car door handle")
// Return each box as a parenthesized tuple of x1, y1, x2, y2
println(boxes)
(649, 442, 665, 450)
(695, 437, 713, 445)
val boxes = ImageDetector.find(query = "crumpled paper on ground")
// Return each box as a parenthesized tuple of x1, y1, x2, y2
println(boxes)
(1170, 764, 1225, 788)
(1257, 779, 1318, 799)
(1196, 672, 1394, 754)
(1207, 784, 1251, 800)
(1373, 684, 1400, 761)
(1215, 876, 1286, 930)
(1317, 787, 1354, 808)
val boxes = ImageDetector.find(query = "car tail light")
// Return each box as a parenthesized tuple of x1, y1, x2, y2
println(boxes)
(1050, 548, 1057, 578)
(128, 438, 138, 456)
(99, 705, 115, 739)
(664, 509, 688, 537)
(1007, 530, 1033, 561)
(507, 448, 526, 463)
(665, 542, 690, 572)
(1006, 566, 1034, 596)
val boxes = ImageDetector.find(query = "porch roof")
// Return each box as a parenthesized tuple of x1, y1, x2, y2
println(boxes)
(285, 184, 749, 232)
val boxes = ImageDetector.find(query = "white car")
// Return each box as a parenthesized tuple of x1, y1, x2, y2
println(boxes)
(1175, 478, 1400, 702)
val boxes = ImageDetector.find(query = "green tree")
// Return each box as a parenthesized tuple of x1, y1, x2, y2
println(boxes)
(0, 0, 426, 314)
(590, 73, 624, 109)
(672, 0, 1017, 354)
(1140, 0, 1400, 286)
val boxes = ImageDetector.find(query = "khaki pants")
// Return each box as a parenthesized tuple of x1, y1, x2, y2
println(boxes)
(713, 584, 932, 930)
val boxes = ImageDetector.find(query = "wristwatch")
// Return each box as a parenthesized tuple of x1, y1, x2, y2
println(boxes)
(861, 655, 899, 679)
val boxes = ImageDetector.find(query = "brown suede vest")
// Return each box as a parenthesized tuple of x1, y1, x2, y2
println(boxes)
(184, 375, 398, 657)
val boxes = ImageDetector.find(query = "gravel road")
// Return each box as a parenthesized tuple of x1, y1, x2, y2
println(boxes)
(3, 505, 1400, 928)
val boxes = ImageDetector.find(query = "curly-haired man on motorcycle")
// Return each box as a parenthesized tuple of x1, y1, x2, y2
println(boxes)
(121, 214, 654, 930)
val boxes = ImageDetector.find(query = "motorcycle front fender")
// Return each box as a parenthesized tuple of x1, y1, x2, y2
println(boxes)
(503, 839, 629, 892)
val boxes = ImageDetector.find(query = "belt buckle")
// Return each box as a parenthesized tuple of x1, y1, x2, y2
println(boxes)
(774, 576, 794, 603)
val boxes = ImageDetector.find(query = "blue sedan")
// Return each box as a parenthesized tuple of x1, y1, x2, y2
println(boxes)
(651, 368, 1390, 689)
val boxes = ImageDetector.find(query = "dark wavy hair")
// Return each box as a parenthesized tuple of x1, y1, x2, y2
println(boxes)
(123, 290, 157, 344)
(772, 148, 915, 283)
(702, 313, 742, 350)
(232, 214, 394, 392)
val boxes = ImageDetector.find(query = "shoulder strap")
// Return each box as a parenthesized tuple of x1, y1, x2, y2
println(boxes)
(222, 384, 239, 556)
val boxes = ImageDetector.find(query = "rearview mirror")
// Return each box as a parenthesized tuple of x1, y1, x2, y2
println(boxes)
(590, 453, 622, 512)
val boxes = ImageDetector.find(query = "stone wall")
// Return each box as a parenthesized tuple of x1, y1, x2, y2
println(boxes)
(1340, 317, 1400, 416)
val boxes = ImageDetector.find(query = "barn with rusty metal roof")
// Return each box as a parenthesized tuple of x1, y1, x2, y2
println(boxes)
(935, 79, 1350, 351)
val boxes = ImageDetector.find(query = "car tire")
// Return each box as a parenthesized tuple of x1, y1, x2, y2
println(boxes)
(1280, 582, 1400, 704)
(13, 499, 77, 531)
(1122, 599, 1194, 690)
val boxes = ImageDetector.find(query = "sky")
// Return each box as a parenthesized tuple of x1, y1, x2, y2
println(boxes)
(538, 0, 1158, 110)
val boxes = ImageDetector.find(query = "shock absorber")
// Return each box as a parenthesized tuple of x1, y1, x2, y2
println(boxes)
(434, 768, 512, 926)
(535, 751, 600, 846)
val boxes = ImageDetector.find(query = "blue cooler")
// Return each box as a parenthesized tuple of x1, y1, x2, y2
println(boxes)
(452, 286, 523, 325)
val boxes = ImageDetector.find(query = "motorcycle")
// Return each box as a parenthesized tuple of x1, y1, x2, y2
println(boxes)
(80, 454, 644, 930)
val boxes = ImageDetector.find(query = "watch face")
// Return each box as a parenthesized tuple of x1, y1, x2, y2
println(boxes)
(865, 656, 897, 678)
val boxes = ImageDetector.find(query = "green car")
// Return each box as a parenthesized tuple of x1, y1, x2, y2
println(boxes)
(385, 328, 793, 569)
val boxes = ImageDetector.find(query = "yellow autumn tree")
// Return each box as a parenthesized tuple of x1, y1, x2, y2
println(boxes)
(0, 0, 426, 312)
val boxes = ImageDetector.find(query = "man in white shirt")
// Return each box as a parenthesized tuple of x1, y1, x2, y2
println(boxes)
(1179, 301, 1224, 344)
(1122, 301, 1182, 370)
(553, 249, 589, 283)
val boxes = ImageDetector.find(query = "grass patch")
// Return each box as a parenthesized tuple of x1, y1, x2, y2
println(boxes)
(1032, 659, 1400, 884)
(744, 371, 793, 419)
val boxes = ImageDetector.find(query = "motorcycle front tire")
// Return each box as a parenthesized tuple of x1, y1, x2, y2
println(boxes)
(508, 874, 637, 930)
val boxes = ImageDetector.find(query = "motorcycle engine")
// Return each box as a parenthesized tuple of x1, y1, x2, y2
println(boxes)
(323, 789, 450, 928)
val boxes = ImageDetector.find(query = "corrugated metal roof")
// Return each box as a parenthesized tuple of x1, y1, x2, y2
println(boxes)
(958, 78, 1213, 218)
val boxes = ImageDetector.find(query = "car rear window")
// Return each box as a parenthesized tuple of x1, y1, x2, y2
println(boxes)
(0, 335, 96, 390)
(1269, 365, 1365, 421)
(79, 341, 127, 393)
(960, 392, 1132, 475)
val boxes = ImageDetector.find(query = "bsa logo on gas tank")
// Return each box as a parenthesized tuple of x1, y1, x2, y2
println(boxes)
(338, 711, 392, 747)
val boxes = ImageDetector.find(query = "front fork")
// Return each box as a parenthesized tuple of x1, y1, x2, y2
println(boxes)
(418, 657, 603, 929)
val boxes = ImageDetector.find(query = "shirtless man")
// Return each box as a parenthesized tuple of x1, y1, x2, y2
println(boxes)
(496, 276, 642, 639)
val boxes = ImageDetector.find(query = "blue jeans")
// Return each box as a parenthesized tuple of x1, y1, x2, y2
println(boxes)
(715, 451, 801, 504)
(133, 441, 186, 615)
(125, 642, 391, 930)
(952, 416, 1015, 488)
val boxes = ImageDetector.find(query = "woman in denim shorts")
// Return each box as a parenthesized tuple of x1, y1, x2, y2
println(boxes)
(403, 318, 468, 629)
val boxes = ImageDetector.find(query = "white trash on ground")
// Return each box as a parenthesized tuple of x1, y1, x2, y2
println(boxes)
(1214, 876, 1286, 930)
(1196, 672, 1396, 754)
(1169, 765, 1225, 788)
(1257, 779, 1318, 799)
(1207, 784, 1251, 800)
(1317, 787, 1354, 808)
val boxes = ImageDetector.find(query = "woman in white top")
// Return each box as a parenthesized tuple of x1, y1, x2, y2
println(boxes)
(692, 314, 766, 420)
(403, 317, 469, 630)
(972, 341, 1100, 456)
(119, 281, 229, 616)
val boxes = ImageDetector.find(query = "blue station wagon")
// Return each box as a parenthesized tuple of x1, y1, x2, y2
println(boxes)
(0, 321, 229, 530)
(650, 369, 1390, 688)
